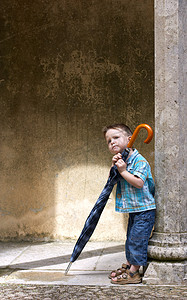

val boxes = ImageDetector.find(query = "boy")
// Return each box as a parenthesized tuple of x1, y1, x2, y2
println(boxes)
(103, 124, 156, 284)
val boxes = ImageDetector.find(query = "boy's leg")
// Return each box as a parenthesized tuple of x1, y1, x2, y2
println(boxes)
(111, 210, 155, 284)
(129, 264, 140, 273)
(125, 210, 155, 267)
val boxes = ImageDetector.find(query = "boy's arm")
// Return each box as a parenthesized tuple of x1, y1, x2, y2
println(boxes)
(120, 170, 144, 189)
(115, 159, 144, 189)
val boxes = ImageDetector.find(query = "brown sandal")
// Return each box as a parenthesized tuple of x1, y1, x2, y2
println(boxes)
(108, 263, 130, 279)
(111, 269, 142, 285)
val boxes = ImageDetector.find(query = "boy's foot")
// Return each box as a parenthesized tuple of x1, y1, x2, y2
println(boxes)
(111, 269, 142, 285)
(108, 264, 130, 279)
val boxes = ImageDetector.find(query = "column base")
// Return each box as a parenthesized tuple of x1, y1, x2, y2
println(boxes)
(148, 232, 187, 260)
(142, 260, 187, 285)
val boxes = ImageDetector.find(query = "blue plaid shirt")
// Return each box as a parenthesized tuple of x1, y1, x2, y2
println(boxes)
(115, 149, 156, 213)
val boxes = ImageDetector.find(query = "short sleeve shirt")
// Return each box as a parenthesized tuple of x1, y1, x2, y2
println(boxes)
(115, 149, 156, 213)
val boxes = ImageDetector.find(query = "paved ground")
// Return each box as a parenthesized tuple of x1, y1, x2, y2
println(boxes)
(0, 284, 186, 299)
(0, 241, 186, 299)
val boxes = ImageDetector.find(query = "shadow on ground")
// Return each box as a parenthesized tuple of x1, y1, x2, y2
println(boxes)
(0, 244, 124, 271)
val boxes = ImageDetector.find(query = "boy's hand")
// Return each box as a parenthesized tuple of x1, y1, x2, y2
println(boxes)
(115, 159, 127, 173)
(112, 153, 122, 166)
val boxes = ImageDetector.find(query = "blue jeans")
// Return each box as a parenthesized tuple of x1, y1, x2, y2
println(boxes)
(125, 209, 156, 266)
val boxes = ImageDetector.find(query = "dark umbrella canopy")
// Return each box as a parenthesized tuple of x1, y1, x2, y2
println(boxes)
(65, 148, 130, 274)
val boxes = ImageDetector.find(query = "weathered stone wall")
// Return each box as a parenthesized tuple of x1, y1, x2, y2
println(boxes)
(0, 0, 154, 241)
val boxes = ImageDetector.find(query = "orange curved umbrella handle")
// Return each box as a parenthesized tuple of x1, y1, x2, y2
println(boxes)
(127, 124, 153, 148)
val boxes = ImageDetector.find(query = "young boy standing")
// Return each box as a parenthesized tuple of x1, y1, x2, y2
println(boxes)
(103, 124, 156, 284)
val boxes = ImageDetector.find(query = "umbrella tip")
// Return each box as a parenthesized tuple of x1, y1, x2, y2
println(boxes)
(65, 261, 72, 275)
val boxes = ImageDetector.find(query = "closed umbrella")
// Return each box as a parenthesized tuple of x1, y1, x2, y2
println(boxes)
(65, 124, 153, 274)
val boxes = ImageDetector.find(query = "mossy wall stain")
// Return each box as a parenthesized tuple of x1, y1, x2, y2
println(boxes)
(0, 0, 154, 240)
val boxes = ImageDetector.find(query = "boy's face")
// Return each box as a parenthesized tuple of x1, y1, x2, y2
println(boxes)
(105, 128, 131, 154)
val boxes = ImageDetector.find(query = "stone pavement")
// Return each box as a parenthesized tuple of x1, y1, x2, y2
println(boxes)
(0, 241, 186, 299)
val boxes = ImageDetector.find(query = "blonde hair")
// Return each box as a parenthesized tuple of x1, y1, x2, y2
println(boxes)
(102, 123, 132, 137)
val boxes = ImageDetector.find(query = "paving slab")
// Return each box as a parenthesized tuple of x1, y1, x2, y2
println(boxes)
(2, 270, 114, 286)
(95, 243, 125, 271)
(0, 242, 31, 268)
(0, 241, 127, 285)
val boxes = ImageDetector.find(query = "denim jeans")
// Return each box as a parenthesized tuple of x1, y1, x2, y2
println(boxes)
(125, 209, 156, 266)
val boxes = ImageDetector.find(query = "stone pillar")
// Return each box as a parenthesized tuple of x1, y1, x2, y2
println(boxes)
(143, 0, 187, 285)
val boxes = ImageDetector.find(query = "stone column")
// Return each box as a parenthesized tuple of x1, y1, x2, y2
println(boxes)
(143, 0, 187, 284)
